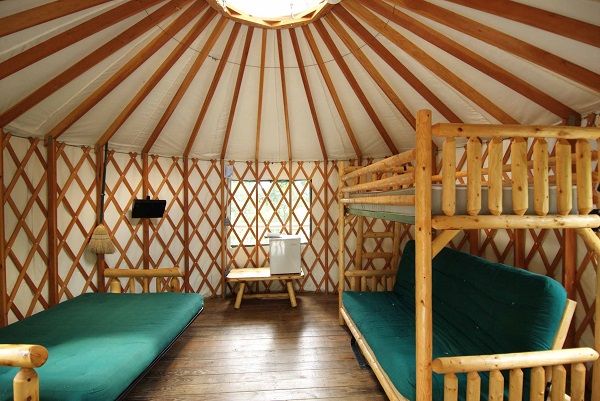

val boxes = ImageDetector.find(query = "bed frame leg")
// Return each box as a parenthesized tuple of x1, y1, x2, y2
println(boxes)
(14, 367, 39, 401)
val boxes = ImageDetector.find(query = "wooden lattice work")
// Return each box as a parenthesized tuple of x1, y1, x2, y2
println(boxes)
(3, 135, 49, 322)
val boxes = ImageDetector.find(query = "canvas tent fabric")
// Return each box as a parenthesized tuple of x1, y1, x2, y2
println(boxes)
(0, 0, 598, 162)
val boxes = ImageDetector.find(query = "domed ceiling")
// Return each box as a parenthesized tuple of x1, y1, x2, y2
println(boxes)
(0, 0, 598, 161)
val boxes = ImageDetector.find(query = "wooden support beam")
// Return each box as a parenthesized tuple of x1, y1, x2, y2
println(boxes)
(183, 21, 239, 157)
(277, 30, 293, 161)
(357, 0, 576, 119)
(432, 123, 600, 140)
(220, 160, 227, 299)
(0, 0, 114, 38)
(142, 152, 150, 273)
(46, 138, 58, 306)
(346, 0, 519, 124)
(0, 131, 7, 326)
(302, 25, 361, 160)
(325, 12, 416, 129)
(183, 157, 190, 292)
(386, 0, 600, 93)
(0, 0, 167, 80)
(98, 13, 220, 148)
(255, 30, 267, 162)
(338, 161, 346, 325)
(333, 5, 460, 124)
(289, 29, 328, 160)
(0, 0, 193, 127)
(313, 20, 399, 154)
(220, 27, 255, 160)
(563, 228, 577, 348)
(433, 215, 600, 230)
(415, 109, 433, 401)
(444, 0, 600, 48)
(95, 146, 106, 292)
(47, 2, 210, 141)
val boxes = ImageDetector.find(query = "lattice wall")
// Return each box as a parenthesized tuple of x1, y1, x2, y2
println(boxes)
(1, 132, 598, 353)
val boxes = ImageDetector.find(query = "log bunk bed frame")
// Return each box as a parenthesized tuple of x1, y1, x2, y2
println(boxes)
(0, 267, 202, 401)
(337, 109, 600, 401)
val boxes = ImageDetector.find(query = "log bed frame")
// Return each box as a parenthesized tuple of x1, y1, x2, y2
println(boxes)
(337, 109, 600, 401)
(0, 267, 188, 401)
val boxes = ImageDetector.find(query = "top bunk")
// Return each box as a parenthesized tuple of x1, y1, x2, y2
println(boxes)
(338, 110, 600, 231)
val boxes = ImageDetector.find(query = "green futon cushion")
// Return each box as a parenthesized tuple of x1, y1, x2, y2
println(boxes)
(0, 292, 204, 401)
(343, 240, 567, 401)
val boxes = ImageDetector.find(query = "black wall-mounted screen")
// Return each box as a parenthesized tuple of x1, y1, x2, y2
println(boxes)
(132, 199, 166, 218)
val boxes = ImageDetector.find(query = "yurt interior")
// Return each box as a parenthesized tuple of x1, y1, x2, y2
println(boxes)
(0, 0, 600, 400)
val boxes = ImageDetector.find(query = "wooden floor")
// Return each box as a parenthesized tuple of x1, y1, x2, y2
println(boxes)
(125, 294, 388, 401)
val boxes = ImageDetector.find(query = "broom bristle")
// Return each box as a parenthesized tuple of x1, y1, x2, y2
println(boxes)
(88, 224, 116, 254)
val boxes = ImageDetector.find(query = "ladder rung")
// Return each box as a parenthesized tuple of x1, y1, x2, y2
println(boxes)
(364, 231, 394, 238)
(364, 252, 392, 259)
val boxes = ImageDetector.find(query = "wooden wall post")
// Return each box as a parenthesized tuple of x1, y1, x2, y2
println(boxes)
(183, 156, 190, 292)
(46, 138, 58, 306)
(415, 109, 433, 401)
(337, 161, 346, 325)
(0, 130, 7, 325)
(142, 152, 149, 273)
(94, 145, 106, 292)
(220, 159, 227, 298)
(563, 228, 577, 348)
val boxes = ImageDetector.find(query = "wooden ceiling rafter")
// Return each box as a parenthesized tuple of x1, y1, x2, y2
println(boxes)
(183, 22, 240, 157)
(0, 0, 114, 38)
(142, 14, 227, 154)
(96, 12, 222, 147)
(358, 0, 577, 120)
(277, 30, 293, 161)
(301, 25, 362, 161)
(386, 0, 600, 93)
(220, 26, 255, 160)
(334, 4, 460, 124)
(313, 20, 398, 154)
(445, 0, 600, 48)
(0, 0, 194, 128)
(289, 29, 328, 161)
(0, 0, 167, 81)
(346, 1, 519, 125)
(324, 12, 416, 129)
(255, 29, 267, 162)
(47, 2, 211, 142)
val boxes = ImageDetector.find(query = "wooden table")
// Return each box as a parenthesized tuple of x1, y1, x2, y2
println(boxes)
(226, 267, 304, 309)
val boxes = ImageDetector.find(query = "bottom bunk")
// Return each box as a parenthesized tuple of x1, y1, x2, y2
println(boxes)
(0, 278, 203, 401)
(341, 241, 598, 401)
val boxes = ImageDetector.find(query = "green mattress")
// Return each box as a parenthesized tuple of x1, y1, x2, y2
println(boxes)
(0, 292, 204, 401)
(343, 241, 567, 401)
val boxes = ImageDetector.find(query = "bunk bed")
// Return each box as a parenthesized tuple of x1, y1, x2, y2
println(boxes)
(337, 109, 600, 401)
(0, 268, 202, 401)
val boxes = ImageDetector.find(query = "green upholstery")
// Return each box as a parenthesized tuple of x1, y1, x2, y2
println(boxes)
(343, 240, 567, 401)
(0, 292, 204, 401)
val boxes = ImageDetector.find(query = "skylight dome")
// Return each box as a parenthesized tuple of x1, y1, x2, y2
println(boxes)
(215, 0, 333, 28)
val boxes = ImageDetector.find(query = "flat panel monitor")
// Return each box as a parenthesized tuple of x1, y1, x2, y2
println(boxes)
(132, 199, 166, 218)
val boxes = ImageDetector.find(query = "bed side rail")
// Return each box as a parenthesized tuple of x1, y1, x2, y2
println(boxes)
(0, 344, 48, 401)
(432, 347, 599, 401)
(431, 123, 600, 230)
(104, 267, 183, 293)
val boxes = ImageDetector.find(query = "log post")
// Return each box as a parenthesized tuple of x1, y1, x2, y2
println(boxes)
(442, 137, 456, 216)
(14, 368, 40, 401)
(415, 109, 433, 401)
(556, 139, 572, 215)
(46, 138, 58, 306)
(0, 129, 7, 326)
(576, 139, 592, 214)
(337, 161, 346, 326)
(487, 137, 502, 216)
(533, 139, 549, 216)
(466, 137, 482, 216)
(511, 137, 528, 215)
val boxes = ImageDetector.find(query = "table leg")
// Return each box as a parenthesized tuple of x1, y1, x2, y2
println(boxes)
(286, 281, 297, 307)
(234, 282, 246, 309)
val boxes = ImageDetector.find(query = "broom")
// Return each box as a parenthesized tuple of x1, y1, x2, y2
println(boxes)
(88, 143, 116, 254)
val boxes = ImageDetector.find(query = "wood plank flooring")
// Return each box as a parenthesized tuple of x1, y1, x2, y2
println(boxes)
(124, 294, 388, 401)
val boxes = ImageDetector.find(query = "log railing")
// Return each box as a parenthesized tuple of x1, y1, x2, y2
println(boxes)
(432, 347, 599, 401)
(104, 267, 183, 293)
(0, 344, 48, 401)
(345, 269, 397, 292)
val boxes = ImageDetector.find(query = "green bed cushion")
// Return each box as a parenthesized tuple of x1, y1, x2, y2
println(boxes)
(0, 292, 204, 401)
(344, 240, 567, 401)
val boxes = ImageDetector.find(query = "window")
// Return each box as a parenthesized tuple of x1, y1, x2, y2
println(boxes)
(229, 179, 311, 247)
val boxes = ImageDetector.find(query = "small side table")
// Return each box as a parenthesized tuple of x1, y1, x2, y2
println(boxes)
(226, 267, 304, 309)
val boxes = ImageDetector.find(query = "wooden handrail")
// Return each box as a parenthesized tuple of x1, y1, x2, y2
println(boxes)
(0, 344, 48, 368)
(340, 195, 415, 206)
(104, 267, 182, 278)
(432, 215, 600, 230)
(432, 123, 600, 140)
(345, 269, 398, 277)
(432, 347, 598, 374)
(341, 172, 415, 193)
(341, 149, 415, 181)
